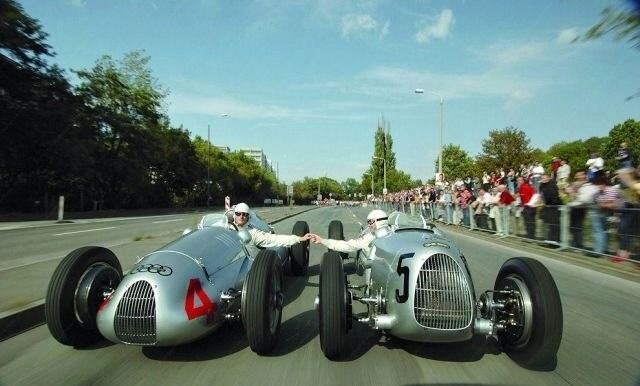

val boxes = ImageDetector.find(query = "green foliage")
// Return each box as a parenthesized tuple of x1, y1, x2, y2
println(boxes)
(292, 176, 343, 203)
(476, 127, 536, 173)
(437, 144, 477, 180)
(580, 4, 640, 49)
(603, 118, 640, 169)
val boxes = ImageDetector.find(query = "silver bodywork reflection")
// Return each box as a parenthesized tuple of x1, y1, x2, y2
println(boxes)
(97, 209, 290, 346)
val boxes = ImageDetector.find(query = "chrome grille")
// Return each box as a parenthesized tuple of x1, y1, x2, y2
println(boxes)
(114, 280, 156, 345)
(414, 253, 473, 330)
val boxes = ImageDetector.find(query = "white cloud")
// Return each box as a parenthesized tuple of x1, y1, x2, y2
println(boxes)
(168, 91, 368, 122)
(341, 14, 387, 39)
(415, 9, 454, 44)
(472, 40, 549, 65)
(380, 20, 390, 38)
(359, 65, 544, 109)
(557, 27, 579, 44)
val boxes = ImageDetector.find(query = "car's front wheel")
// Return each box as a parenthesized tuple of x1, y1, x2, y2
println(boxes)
(494, 257, 563, 369)
(319, 251, 350, 359)
(45, 246, 122, 347)
(242, 249, 284, 354)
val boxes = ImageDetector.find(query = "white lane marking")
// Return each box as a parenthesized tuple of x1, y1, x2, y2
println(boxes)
(352, 214, 357, 218)
(358, 222, 363, 226)
(152, 219, 184, 224)
(52, 227, 116, 236)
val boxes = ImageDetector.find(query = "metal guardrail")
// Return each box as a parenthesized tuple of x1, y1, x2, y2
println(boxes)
(377, 201, 640, 266)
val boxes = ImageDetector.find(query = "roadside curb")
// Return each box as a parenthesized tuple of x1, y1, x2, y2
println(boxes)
(0, 206, 319, 342)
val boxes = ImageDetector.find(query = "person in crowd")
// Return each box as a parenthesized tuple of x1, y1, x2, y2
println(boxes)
(586, 152, 604, 182)
(539, 174, 562, 244)
(613, 167, 640, 263)
(517, 176, 538, 240)
(457, 185, 474, 227)
(551, 157, 561, 180)
(231, 203, 312, 247)
(557, 159, 571, 189)
(566, 171, 598, 250)
(497, 184, 515, 236)
(506, 168, 516, 194)
(591, 173, 620, 255)
(442, 187, 453, 224)
(471, 187, 491, 230)
(616, 142, 634, 169)
(531, 162, 545, 191)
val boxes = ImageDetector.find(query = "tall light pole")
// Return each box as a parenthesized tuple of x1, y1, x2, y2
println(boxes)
(415, 89, 444, 178)
(372, 156, 386, 195)
(364, 172, 374, 198)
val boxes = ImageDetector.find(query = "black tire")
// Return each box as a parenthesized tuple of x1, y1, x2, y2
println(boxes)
(45, 246, 122, 347)
(328, 220, 348, 259)
(494, 257, 563, 369)
(242, 249, 283, 354)
(290, 221, 310, 276)
(319, 251, 349, 359)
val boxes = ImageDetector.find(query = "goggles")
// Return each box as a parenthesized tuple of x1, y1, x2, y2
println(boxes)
(235, 212, 249, 218)
(367, 217, 388, 225)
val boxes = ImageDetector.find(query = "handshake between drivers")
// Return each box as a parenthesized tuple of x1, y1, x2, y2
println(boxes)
(302, 233, 323, 244)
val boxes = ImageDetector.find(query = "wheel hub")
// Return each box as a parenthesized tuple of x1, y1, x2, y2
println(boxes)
(74, 263, 121, 327)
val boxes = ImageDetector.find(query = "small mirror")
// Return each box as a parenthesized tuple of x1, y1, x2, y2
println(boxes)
(182, 228, 192, 235)
(238, 229, 252, 244)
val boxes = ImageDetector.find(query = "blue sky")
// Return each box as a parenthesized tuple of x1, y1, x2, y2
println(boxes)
(20, 0, 640, 184)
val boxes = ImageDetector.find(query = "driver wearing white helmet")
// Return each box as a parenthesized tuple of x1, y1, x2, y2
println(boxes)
(232, 202, 312, 247)
(309, 209, 389, 256)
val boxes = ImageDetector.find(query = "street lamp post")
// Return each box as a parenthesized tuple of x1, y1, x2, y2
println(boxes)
(364, 172, 374, 198)
(372, 156, 386, 195)
(414, 89, 444, 177)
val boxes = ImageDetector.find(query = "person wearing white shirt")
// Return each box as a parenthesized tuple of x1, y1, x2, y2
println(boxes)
(233, 203, 311, 248)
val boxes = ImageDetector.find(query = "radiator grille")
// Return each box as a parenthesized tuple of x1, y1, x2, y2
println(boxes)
(114, 280, 156, 345)
(414, 253, 473, 330)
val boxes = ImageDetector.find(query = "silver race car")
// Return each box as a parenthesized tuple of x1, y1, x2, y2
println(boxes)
(317, 212, 562, 369)
(45, 209, 310, 354)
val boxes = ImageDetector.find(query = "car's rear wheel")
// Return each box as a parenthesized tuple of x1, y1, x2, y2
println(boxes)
(328, 220, 348, 259)
(242, 249, 283, 354)
(45, 246, 122, 347)
(494, 257, 563, 369)
(319, 251, 350, 359)
(290, 221, 310, 276)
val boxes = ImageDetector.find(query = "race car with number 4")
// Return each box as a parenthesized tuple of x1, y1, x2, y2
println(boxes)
(45, 208, 310, 354)
(317, 212, 563, 369)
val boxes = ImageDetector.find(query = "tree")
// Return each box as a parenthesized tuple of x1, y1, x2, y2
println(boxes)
(579, 1, 640, 99)
(476, 127, 536, 173)
(602, 118, 640, 169)
(0, 0, 93, 212)
(371, 116, 400, 193)
(437, 144, 477, 181)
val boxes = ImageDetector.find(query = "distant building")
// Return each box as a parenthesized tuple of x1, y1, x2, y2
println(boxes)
(240, 148, 268, 168)
(216, 146, 231, 154)
(239, 148, 277, 179)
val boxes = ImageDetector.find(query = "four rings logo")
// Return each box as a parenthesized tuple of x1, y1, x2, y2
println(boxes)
(130, 263, 173, 276)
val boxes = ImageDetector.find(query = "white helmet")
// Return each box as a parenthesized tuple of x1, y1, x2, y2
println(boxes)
(367, 209, 388, 228)
(234, 202, 250, 214)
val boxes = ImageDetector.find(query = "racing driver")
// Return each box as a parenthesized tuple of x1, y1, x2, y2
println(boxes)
(232, 202, 312, 247)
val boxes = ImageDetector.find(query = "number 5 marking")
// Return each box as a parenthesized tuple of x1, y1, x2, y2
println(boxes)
(395, 253, 414, 303)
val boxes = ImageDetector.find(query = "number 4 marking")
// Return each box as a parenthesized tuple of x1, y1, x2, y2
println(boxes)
(185, 278, 216, 322)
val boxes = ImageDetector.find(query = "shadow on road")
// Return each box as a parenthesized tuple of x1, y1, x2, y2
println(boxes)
(141, 322, 248, 361)
(283, 274, 309, 307)
(76, 339, 117, 350)
(381, 334, 501, 363)
(268, 310, 318, 356)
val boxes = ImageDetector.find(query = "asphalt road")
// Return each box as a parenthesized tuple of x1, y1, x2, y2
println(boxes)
(0, 206, 638, 386)
(0, 206, 311, 313)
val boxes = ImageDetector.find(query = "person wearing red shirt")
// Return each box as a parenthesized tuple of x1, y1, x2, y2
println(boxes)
(517, 176, 537, 240)
(551, 157, 561, 180)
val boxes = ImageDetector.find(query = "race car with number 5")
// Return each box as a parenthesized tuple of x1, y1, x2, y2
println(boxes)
(45, 208, 310, 354)
(317, 212, 563, 369)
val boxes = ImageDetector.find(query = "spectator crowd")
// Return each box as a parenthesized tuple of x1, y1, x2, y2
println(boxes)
(373, 143, 640, 267)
